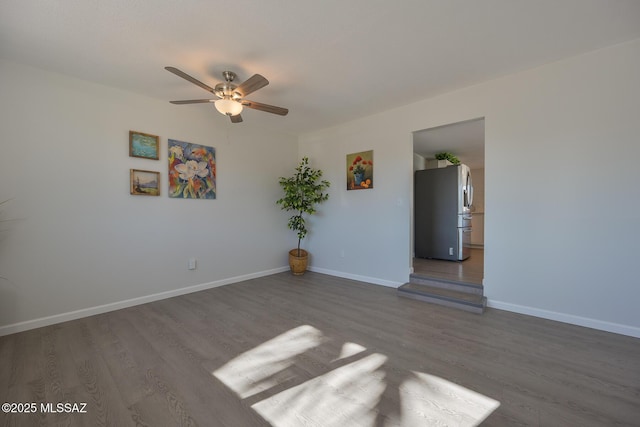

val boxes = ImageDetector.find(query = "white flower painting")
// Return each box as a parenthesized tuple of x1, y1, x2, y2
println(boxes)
(168, 139, 216, 199)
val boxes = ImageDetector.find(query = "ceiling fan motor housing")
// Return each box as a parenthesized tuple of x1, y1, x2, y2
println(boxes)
(214, 71, 242, 100)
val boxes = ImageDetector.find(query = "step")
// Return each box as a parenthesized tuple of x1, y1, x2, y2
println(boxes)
(397, 282, 486, 314)
(409, 274, 484, 295)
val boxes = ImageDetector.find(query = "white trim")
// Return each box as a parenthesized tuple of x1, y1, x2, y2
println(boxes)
(0, 267, 289, 337)
(308, 266, 404, 288)
(488, 300, 640, 339)
(6, 268, 637, 340)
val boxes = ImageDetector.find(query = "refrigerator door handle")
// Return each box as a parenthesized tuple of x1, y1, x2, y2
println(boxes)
(467, 171, 474, 207)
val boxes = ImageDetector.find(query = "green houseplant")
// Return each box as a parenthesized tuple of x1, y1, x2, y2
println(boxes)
(435, 152, 461, 165)
(277, 157, 330, 275)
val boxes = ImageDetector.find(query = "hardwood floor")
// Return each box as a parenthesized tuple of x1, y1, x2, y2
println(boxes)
(413, 248, 484, 284)
(1, 271, 639, 426)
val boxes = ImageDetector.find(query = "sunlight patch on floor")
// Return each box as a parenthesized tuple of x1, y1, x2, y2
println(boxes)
(400, 371, 500, 426)
(251, 353, 388, 427)
(213, 325, 500, 426)
(213, 325, 324, 399)
(333, 342, 366, 362)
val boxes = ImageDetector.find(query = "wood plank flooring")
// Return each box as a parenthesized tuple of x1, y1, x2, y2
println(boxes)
(413, 248, 484, 285)
(1, 271, 639, 426)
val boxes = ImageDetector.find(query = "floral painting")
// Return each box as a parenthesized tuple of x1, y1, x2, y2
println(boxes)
(346, 150, 373, 190)
(168, 139, 216, 199)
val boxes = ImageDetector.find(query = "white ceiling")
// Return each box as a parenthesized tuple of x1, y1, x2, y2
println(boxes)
(1, 1, 639, 135)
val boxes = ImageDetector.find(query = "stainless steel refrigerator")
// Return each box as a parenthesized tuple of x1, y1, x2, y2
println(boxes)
(414, 164, 473, 261)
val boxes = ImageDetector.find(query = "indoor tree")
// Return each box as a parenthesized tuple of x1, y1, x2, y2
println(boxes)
(277, 157, 330, 257)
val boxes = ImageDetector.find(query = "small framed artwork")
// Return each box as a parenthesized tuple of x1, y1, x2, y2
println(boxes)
(347, 150, 374, 190)
(129, 130, 159, 160)
(130, 169, 160, 196)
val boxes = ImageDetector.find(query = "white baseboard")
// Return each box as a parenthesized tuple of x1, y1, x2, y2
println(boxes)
(308, 266, 404, 289)
(6, 267, 637, 340)
(488, 300, 640, 339)
(308, 269, 640, 338)
(0, 266, 290, 337)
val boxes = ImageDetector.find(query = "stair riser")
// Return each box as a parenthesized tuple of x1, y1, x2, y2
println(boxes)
(409, 276, 483, 295)
(398, 290, 485, 314)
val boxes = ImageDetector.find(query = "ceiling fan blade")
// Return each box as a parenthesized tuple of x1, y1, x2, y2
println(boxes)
(236, 74, 269, 97)
(165, 66, 215, 94)
(169, 99, 214, 104)
(242, 100, 289, 116)
(230, 114, 243, 123)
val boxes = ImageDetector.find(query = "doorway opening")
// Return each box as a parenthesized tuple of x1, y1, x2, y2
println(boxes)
(411, 117, 485, 285)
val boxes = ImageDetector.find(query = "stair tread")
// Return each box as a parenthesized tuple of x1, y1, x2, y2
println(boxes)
(398, 290, 487, 314)
(398, 283, 484, 306)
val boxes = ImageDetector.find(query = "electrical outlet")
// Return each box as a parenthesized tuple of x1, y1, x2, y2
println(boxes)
(449, 248, 454, 256)
(188, 258, 197, 270)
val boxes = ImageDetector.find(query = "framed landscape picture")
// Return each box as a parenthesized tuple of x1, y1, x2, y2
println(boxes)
(129, 130, 159, 160)
(347, 150, 373, 190)
(168, 139, 216, 199)
(130, 169, 160, 196)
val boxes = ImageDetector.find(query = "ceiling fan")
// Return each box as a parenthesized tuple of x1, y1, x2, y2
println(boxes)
(165, 66, 288, 123)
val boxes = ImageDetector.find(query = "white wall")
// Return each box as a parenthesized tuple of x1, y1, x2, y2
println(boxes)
(299, 122, 413, 287)
(0, 60, 297, 334)
(300, 39, 640, 337)
(413, 153, 426, 171)
(3, 38, 639, 338)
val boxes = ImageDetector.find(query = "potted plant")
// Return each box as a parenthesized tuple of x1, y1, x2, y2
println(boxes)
(434, 152, 461, 165)
(277, 157, 330, 275)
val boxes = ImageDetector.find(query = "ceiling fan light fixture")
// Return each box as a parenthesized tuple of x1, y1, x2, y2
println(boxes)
(214, 98, 243, 116)
(166, 67, 286, 122)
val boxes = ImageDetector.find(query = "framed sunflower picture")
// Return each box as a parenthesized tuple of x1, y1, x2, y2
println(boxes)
(168, 139, 216, 199)
(346, 150, 373, 190)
